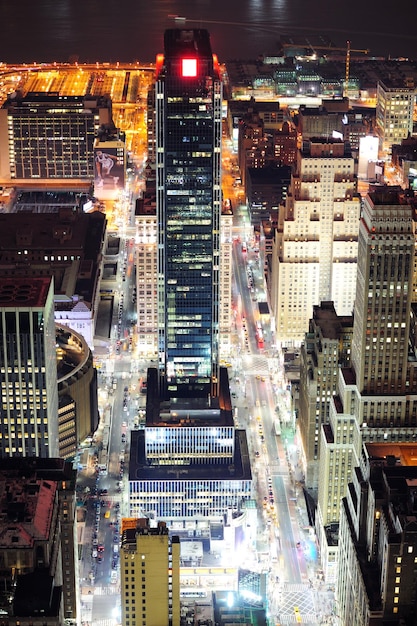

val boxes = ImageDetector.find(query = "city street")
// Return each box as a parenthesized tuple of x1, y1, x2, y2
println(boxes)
(73, 123, 338, 626)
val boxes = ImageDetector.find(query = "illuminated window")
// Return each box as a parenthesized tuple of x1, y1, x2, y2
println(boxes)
(182, 59, 197, 77)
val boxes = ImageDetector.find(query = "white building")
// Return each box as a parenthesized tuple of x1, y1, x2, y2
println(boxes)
(271, 138, 360, 345)
(316, 187, 417, 584)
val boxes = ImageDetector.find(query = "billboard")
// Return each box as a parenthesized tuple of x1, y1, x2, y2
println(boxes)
(358, 136, 379, 180)
(94, 143, 125, 191)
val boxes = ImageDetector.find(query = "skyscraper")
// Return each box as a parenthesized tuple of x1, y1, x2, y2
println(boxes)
(155, 28, 222, 397)
(338, 443, 417, 625)
(128, 30, 252, 533)
(376, 79, 414, 155)
(271, 138, 360, 345)
(298, 302, 353, 492)
(0, 276, 59, 458)
(316, 186, 417, 581)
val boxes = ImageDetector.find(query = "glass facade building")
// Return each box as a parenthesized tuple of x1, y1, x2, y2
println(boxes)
(0, 277, 59, 458)
(155, 29, 223, 398)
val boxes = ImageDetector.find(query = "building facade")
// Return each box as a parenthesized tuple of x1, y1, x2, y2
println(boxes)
(0, 276, 59, 458)
(0, 92, 113, 180)
(271, 138, 360, 345)
(128, 30, 252, 538)
(376, 80, 414, 155)
(120, 518, 180, 626)
(135, 192, 233, 360)
(298, 302, 353, 493)
(0, 206, 106, 350)
(56, 325, 99, 460)
(316, 187, 417, 582)
(338, 444, 417, 625)
(128, 368, 252, 523)
(155, 28, 223, 398)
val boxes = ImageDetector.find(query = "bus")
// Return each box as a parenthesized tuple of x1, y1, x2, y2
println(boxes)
(274, 420, 281, 436)
(180, 589, 207, 599)
(256, 323, 264, 349)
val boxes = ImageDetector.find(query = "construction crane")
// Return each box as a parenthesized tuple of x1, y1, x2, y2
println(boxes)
(280, 41, 368, 54)
(344, 40, 369, 97)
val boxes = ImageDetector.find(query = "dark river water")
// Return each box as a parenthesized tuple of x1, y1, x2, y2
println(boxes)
(0, 0, 415, 64)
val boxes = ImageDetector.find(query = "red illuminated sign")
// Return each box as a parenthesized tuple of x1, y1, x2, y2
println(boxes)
(182, 58, 197, 77)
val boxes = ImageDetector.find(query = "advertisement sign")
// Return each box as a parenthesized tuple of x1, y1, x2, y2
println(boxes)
(94, 145, 125, 191)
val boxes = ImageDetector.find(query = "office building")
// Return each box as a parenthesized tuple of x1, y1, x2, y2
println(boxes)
(135, 187, 233, 359)
(246, 164, 291, 226)
(316, 186, 417, 582)
(0, 92, 113, 180)
(271, 121, 297, 167)
(155, 28, 223, 398)
(135, 196, 158, 356)
(128, 30, 252, 546)
(120, 518, 180, 626)
(0, 205, 107, 350)
(271, 138, 360, 345)
(0, 276, 59, 458)
(338, 444, 417, 625)
(0, 457, 78, 625)
(128, 367, 252, 523)
(298, 302, 353, 493)
(297, 99, 349, 141)
(376, 79, 414, 155)
(56, 326, 99, 460)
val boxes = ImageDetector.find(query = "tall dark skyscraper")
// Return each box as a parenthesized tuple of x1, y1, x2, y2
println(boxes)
(128, 30, 251, 527)
(155, 29, 223, 398)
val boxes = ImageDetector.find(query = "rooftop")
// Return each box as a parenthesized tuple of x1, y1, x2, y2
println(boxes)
(128, 428, 252, 483)
(0, 276, 52, 308)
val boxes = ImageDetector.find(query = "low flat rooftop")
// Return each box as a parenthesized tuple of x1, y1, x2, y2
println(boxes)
(0, 276, 52, 308)
(128, 429, 252, 483)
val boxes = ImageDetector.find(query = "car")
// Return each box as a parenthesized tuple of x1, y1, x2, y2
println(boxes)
(92, 538, 98, 546)
(92, 549, 98, 558)
(255, 451, 260, 458)
(97, 544, 104, 553)
(97, 555, 103, 563)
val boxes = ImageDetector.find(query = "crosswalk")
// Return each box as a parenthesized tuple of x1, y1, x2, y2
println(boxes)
(278, 614, 317, 624)
(93, 586, 118, 595)
(92, 619, 117, 626)
(240, 354, 270, 376)
(277, 584, 317, 624)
